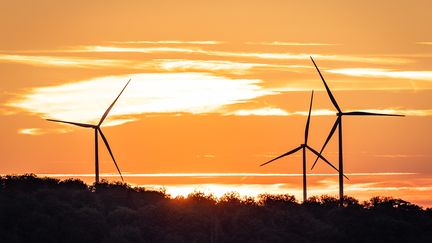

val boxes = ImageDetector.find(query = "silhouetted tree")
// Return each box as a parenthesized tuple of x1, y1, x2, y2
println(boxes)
(0, 174, 431, 242)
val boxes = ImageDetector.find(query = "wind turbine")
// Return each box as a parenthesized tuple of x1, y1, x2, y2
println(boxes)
(47, 79, 131, 184)
(260, 91, 347, 202)
(309, 56, 404, 206)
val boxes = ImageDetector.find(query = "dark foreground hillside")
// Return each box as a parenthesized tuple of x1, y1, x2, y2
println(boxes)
(0, 175, 431, 243)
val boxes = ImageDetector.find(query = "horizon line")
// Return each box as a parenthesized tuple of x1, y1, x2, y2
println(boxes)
(28, 172, 418, 178)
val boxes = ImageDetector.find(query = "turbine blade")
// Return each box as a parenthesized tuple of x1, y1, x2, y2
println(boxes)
(98, 79, 131, 126)
(47, 119, 94, 128)
(304, 90, 314, 144)
(310, 57, 341, 112)
(98, 128, 124, 182)
(343, 111, 405, 117)
(306, 145, 349, 180)
(260, 146, 302, 167)
(311, 117, 340, 170)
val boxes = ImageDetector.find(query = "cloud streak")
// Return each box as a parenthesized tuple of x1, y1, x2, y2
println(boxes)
(0, 53, 310, 74)
(18, 128, 45, 135)
(157, 59, 269, 74)
(109, 40, 223, 45)
(0, 54, 129, 69)
(18, 127, 71, 135)
(66, 45, 409, 64)
(8, 73, 275, 127)
(328, 68, 432, 81)
(245, 41, 338, 46)
(226, 107, 290, 116)
(156, 59, 310, 74)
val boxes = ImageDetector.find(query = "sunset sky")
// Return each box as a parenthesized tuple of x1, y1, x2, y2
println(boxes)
(1, 0, 431, 206)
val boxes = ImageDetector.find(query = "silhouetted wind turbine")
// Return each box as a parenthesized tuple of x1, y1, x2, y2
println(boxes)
(47, 79, 131, 184)
(309, 56, 404, 206)
(260, 91, 347, 202)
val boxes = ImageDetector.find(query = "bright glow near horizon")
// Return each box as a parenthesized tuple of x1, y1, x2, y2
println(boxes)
(29, 173, 430, 206)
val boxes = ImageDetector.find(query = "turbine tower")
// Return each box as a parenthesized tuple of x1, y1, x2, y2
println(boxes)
(47, 79, 131, 184)
(260, 91, 347, 202)
(310, 56, 404, 206)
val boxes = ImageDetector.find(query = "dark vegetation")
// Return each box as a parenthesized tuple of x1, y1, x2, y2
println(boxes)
(0, 174, 431, 243)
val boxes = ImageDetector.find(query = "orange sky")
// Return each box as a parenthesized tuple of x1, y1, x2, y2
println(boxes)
(1, 0, 431, 206)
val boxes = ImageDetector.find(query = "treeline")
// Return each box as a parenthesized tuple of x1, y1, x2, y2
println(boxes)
(0, 174, 431, 243)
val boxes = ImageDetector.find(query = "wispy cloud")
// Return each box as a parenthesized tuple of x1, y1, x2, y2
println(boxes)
(18, 128, 45, 135)
(0, 53, 310, 73)
(0, 54, 129, 69)
(348, 185, 432, 192)
(196, 154, 216, 159)
(328, 68, 432, 81)
(8, 73, 275, 127)
(67, 45, 408, 64)
(156, 59, 309, 74)
(245, 41, 338, 46)
(3, 46, 409, 69)
(158, 59, 264, 74)
(18, 127, 71, 135)
(226, 107, 289, 116)
(109, 40, 223, 45)
(416, 42, 432, 45)
(75, 45, 202, 54)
